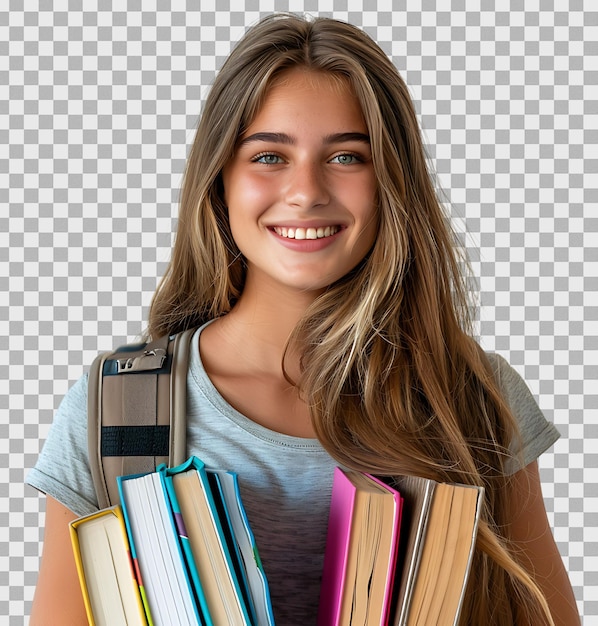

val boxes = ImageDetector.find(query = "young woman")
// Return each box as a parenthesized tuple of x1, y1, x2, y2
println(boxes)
(28, 14, 579, 625)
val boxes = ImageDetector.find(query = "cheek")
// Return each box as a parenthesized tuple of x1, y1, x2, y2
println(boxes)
(223, 168, 274, 211)
(343, 171, 377, 208)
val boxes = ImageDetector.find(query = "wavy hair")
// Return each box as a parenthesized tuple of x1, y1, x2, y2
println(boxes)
(148, 13, 553, 624)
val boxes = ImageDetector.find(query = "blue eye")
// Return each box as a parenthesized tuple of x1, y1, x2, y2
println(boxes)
(331, 154, 360, 165)
(254, 153, 283, 164)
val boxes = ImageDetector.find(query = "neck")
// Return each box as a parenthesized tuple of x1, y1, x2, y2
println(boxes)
(217, 272, 319, 377)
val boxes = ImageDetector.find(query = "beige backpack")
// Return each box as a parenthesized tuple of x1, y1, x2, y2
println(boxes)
(87, 328, 196, 508)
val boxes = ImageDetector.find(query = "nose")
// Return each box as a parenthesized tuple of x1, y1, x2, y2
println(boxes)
(283, 160, 330, 210)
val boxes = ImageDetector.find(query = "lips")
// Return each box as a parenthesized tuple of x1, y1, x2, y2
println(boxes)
(272, 226, 340, 240)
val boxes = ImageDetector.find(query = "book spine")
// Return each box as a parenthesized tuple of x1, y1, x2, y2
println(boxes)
(131, 557, 154, 626)
(317, 467, 357, 626)
(366, 474, 404, 625)
(117, 475, 156, 626)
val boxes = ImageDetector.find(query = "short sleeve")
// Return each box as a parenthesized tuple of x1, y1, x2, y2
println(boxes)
(26, 374, 99, 517)
(487, 353, 561, 474)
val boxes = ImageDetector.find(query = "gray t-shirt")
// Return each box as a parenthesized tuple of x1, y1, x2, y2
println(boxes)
(27, 327, 560, 625)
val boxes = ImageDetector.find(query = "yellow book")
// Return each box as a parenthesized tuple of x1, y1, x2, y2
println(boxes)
(69, 506, 148, 626)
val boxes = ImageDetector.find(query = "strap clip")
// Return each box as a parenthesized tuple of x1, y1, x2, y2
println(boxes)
(116, 348, 167, 373)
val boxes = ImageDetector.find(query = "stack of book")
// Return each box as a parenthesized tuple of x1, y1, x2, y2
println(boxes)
(318, 468, 484, 626)
(70, 456, 274, 626)
(70, 459, 483, 626)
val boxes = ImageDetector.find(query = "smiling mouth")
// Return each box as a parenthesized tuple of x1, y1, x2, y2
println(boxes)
(272, 226, 340, 240)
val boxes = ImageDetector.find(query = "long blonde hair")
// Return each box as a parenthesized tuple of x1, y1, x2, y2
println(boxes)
(149, 13, 553, 624)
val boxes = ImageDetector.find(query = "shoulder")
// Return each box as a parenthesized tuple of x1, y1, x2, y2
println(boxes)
(26, 373, 98, 516)
(42, 373, 89, 437)
(485, 353, 545, 428)
(484, 352, 561, 472)
(58, 371, 89, 411)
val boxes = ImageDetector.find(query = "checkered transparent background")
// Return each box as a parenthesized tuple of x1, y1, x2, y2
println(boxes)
(1, 2, 596, 623)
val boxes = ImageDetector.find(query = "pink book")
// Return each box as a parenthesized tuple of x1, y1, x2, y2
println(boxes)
(318, 468, 403, 626)
(318, 467, 358, 625)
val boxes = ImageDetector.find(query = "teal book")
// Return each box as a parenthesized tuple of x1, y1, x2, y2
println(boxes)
(205, 471, 257, 623)
(208, 469, 275, 626)
(161, 456, 259, 625)
(158, 464, 213, 625)
(117, 471, 204, 626)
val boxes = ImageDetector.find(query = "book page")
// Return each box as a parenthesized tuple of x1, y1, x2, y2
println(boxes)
(338, 487, 367, 623)
(419, 485, 463, 622)
(124, 476, 170, 624)
(437, 486, 482, 623)
(351, 503, 379, 625)
(173, 469, 247, 624)
(406, 483, 452, 625)
(77, 516, 129, 626)
(122, 474, 197, 626)
(360, 482, 400, 624)
(338, 471, 399, 626)
(403, 483, 483, 626)
(148, 473, 198, 623)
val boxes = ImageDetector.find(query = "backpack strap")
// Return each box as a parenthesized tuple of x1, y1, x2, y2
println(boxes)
(88, 327, 197, 509)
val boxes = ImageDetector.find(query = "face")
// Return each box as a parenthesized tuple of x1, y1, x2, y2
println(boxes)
(221, 68, 378, 299)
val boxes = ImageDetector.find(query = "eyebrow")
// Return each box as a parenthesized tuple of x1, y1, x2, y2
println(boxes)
(238, 131, 370, 146)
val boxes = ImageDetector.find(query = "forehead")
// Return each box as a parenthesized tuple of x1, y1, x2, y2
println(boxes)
(244, 68, 366, 133)
(268, 66, 351, 95)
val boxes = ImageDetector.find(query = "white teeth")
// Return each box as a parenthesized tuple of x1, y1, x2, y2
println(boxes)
(274, 226, 339, 240)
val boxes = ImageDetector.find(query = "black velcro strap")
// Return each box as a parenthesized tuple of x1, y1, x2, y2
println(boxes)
(101, 425, 170, 457)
